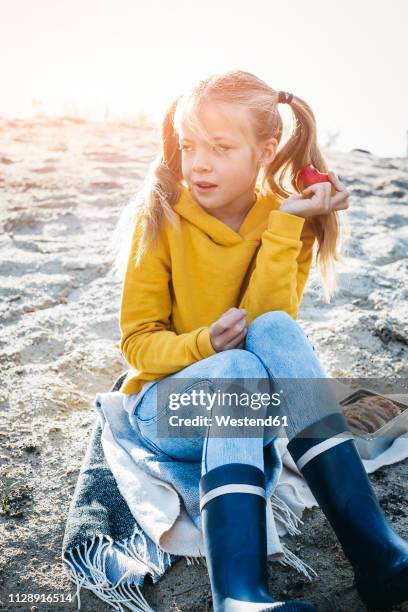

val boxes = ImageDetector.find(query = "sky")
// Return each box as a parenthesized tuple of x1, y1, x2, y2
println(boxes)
(1, 0, 407, 157)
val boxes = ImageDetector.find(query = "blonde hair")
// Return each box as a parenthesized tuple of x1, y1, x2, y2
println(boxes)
(110, 70, 347, 302)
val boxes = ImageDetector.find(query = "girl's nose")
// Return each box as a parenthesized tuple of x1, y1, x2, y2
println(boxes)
(192, 154, 212, 173)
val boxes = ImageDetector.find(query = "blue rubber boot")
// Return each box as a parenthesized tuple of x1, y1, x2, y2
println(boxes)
(287, 415, 408, 611)
(199, 463, 317, 612)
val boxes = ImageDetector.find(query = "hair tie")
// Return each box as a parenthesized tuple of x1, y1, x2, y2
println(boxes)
(278, 91, 294, 104)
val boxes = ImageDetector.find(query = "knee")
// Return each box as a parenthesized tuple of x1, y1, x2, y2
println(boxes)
(211, 348, 266, 378)
(246, 310, 300, 347)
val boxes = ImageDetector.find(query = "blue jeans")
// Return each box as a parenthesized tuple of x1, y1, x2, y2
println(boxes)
(123, 311, 343, 477)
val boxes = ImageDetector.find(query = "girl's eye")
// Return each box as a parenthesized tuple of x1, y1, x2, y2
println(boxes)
(179, 145, 230, 152)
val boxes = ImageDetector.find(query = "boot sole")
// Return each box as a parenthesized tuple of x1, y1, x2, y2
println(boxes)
(221, 595, 317, 611)
(356, 562, 408, 610)
(259, 603, 316, 611)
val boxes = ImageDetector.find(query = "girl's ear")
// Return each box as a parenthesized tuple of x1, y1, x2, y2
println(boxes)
(260, 137, 278, 166)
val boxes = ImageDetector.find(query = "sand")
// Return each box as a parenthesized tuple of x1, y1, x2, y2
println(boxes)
(0, 117, 407, 611)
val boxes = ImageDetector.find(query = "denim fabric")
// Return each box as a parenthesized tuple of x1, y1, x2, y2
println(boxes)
(123, 311, 342, 478)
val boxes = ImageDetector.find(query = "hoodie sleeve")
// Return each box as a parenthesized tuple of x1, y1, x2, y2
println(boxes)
(238, 210, 315, 322)
(119, 217, 216, 377)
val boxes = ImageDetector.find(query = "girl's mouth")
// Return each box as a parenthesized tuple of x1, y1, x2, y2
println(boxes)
(195, 183, 218, 193)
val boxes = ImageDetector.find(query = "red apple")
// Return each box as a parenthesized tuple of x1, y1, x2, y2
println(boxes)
(296, 163, 337, 196)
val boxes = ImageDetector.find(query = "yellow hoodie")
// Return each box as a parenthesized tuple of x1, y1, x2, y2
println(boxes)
(119, 183, 316, 394)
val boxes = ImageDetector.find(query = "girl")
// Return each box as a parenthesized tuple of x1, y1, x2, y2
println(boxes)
(113, 71, 408, 611)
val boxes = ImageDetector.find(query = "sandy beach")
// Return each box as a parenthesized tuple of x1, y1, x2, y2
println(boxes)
(0, 117, 407, 611)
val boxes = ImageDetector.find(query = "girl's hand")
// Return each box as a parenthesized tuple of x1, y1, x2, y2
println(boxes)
(280, 172, 350, 219)
(209, 307, 247, 352)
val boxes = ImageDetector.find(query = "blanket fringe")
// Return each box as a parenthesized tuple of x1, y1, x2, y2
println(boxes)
(270, 491, 318, 581)
(116, 524, 170, 578)
(277, 543, 318, 581)
(62, 524, 169, 611)
(183, 555, 202, 566)
(270, 491, 303, 536)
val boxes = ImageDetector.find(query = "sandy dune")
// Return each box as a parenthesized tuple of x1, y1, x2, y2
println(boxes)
(0, 117, 407, 611)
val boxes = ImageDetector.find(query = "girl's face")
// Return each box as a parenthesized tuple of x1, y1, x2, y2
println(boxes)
(178, 102, 277, 216)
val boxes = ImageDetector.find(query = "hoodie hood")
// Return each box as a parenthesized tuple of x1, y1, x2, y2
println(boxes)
(172, 183, 282, 246)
